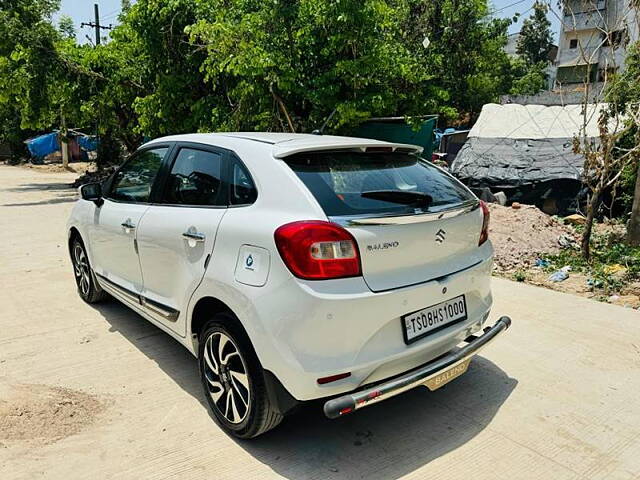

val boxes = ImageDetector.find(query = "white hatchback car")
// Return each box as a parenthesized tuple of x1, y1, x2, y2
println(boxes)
(68, 133, 510, 438)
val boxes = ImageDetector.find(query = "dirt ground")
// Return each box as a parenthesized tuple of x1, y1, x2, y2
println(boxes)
(2, 164, 640, 479)
(487, 203, 578, 273)
(488, 203, 640, 309)
(19, 160, 96, 175)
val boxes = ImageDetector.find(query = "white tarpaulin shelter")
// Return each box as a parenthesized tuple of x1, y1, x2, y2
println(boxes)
(466, 103, 607, 139)
(451, 103, 610, 189)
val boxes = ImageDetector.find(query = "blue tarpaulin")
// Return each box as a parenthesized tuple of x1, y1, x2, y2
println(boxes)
(78, 135, 98, 152)
(25, 133, 59, 158)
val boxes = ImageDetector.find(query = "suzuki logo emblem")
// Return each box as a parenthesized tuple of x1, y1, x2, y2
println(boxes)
(435, 229, 446, 243)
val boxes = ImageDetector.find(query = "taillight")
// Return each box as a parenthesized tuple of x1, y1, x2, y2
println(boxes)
(479, 201, 490, 245)
(274, 221, 361, 280)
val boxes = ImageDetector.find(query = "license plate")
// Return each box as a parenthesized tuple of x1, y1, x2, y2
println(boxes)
(402, 295, 467, 344)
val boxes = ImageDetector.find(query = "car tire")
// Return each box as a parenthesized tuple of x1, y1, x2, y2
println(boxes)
(198, 313, 283, 439)
(71, 237, 109, 304)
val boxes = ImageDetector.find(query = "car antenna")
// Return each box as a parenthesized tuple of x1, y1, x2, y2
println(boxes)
(311, 108, 337, 135)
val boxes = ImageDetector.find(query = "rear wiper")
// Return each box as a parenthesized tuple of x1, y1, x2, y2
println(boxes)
(361, 190, 433, 208)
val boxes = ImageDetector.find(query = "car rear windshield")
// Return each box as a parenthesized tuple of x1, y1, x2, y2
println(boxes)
(284, 151, 474, 217)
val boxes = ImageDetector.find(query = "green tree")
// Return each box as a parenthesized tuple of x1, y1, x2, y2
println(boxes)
(509, 58, 547, 95)
(407, 0, 512, 119)
(0, 0, 67, 131)
(58, 14, 75, 39)
(516, 1, 553, 65)
(0, 0, 521, 166)
(606, 42, 640, 245)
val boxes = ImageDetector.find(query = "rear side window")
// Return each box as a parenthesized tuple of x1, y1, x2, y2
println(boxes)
(284, 152, 474, 217)
(162, 148, 224, 206)
(229, 159, 257, 205)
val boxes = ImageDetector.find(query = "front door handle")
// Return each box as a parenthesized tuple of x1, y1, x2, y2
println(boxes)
(121, 219, 136, 230)
(182, 231, 206, 242)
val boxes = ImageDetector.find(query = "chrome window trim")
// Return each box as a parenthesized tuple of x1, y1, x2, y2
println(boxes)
(330, 199, 479, 226)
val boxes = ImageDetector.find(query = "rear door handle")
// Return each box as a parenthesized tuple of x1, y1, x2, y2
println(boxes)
(121, 219, 136, 230)
(182, 231, 206, 242)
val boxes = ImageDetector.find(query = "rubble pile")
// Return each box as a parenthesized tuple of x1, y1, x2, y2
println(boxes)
(487, 203, 578, 273)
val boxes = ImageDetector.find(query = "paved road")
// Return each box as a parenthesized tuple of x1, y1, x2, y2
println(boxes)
(1, 164, 639, 480)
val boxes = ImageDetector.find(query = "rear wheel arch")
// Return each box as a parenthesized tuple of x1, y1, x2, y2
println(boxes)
(190, 297, 249, 347)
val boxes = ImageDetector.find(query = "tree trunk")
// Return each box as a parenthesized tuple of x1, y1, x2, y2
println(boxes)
(61, 138, 69, 169)
(581, 188, 601, 260)
(627, 162, 640, 246)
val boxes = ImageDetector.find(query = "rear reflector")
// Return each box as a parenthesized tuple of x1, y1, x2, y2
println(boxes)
(317, 372, 352, 385)
(479, 201, 490, 245)
(275, 221, 361, 280)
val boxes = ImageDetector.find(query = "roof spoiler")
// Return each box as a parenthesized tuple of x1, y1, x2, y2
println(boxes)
(273, 143, 423, 159)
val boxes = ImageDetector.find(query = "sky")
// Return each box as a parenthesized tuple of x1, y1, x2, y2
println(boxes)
(55, 0, 561, 45)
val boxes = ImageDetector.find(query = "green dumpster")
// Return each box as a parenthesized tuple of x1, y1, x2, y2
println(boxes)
(352, 116, 438, 159)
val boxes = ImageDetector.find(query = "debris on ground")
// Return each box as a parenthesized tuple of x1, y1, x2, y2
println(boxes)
(488, 203, 578, 274)
(535, 258, 550, 268)
(563, 213, 587, 226)
(490, 204, 639, 307)
(0, 383, 105, 445)
(548, 270, 569, 282)
(603, 264, 628, 280)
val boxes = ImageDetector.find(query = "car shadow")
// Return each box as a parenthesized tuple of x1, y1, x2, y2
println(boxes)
(2, 196, 77, 207)
(2, 181, 77, 206)
(4, 181, 74, 192)
(91, 300, 517, 480)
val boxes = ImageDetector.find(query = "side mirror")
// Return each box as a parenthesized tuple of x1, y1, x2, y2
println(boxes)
(79, 182, 103, 206)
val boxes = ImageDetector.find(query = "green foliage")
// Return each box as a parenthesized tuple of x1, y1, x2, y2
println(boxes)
(57, 14, 75, 39)
(509, 59, 547, 95)
(515, 2, 552, 65)
(411, 0, 512, 118)
(544, 230, 640, 292)
(0, 0, 515, 163)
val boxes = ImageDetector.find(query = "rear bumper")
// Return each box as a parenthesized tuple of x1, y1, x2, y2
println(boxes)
(324, 316, 511, 419)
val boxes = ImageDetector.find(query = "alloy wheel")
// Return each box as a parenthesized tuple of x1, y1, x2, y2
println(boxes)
(203, 332, 250, 424)
(73, 243, 91, 296)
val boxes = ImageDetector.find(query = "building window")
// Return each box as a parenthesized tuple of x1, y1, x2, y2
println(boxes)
(598, 66, 618, 82)
(569, 39, 578, 49)
(602, 30, 625, 48)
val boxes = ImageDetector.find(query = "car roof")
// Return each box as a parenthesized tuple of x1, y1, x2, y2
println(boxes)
(144, 132, 423, 158)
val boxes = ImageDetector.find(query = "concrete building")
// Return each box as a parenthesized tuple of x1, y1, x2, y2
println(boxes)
(556, 0, 639, 84)
(505, 32, 558, 62)
(504, 32, 558, 90)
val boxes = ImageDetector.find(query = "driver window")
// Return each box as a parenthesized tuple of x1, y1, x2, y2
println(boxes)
(163, 148, 224, 206)
(110, 148, 168, 203)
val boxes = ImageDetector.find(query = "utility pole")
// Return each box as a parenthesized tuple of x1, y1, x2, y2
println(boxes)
(80, 3, 113, 46)
(94, 3, 100, 45)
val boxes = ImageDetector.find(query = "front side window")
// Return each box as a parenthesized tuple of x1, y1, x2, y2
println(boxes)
(110, 148, 168, 203)
(162, 148, 224, 206)
(285, 151, 474, 217)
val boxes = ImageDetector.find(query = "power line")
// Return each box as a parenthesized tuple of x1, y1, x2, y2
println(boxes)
(491, 0, 530, 16)
(80, 4, 112, 46)
(100, 8, 120, 21)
